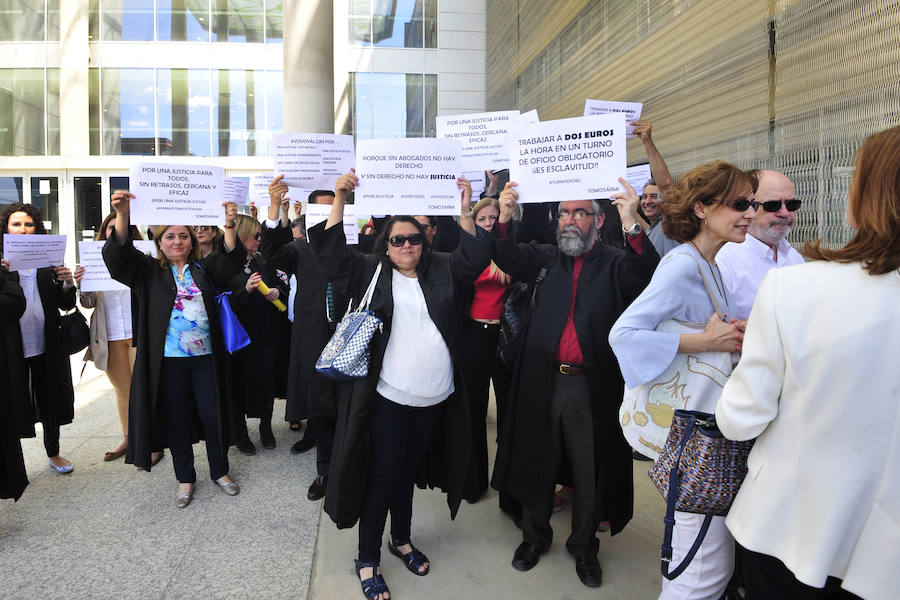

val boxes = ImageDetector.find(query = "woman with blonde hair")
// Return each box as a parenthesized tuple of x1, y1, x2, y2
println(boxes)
(716, 126, 900, 600)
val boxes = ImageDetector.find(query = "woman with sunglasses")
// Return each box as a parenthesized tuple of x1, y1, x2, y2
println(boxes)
(224, 214, 288, 454)
(609, 161, 758, 600)
(103, 191, 246, 508)
(194, 224, 224, 258)
(310, 171, 490, 600)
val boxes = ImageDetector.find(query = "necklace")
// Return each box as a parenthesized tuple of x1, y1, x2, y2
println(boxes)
(688, 240, 728, 303)
(243, 255, 253, 275)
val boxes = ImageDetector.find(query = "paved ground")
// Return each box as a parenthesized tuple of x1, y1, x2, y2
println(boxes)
(1, 361, 667, 599)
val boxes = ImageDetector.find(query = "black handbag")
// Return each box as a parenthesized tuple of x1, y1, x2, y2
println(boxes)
(59, 308, 90, 355)
(496, 248, 556, 368)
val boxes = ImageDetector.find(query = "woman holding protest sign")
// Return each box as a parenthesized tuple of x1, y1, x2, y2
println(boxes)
(0, 202, 78, 475)
(103, 191, 246, 508)
(225, 213, 289, 455)
(311, 172, 488, 600)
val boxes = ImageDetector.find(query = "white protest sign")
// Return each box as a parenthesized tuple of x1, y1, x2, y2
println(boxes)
(2, 234, 67, 271)
(274, 133, 355, 190)
(436, 110, 520, 172)
(249, 174, 272, 205)
(583, 99, 643, 136)
(509, 114, 627, 204)
(626, 164, 652, 198)
(304, 203, 362, 245)
(78, 240, 156, 292)
(462, 170, 486, 197)
(129, 162, 225, 225)
(223, 178, 250, 206)
(520, 109, 540, 124)
(355, 138, 462, 216)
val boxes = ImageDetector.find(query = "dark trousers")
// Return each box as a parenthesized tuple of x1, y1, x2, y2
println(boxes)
(25, 354, 61, 457)
(740, 546, 862, 600)
(160, 356, 229, 483)
(311, 415, 334, 478)
(521, 371, 598, 558)
(357, 393, 442, 564)
(459, 319, 511, 502)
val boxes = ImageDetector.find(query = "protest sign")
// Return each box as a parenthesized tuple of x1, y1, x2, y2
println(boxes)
(304, 203, 363, 245)
(583, 99, 643, 136)
(223, 178, 250, 205)
(3, 234, 67, 271)
(462, 170, 486, 197)
(78, 240, 156, 292)
(249, 174, 272, 205)
(625, 164, 652, 198)
(436, 110, 520, 172)
(128, 162, 225, 225)
(520, 109, 540, 124)
(274, 133, 354, 190)
(509, 114, 627, 204)
(355, 138, 462, 216)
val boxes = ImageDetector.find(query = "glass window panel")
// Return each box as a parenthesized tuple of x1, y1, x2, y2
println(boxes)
(74, 177, 104, 250)
(349, 0, 435, 48)
(350, 72, 436, 140)
(29, 176, 59, 234)
(0, 177, 24, 208)
(348, 0, 371, 45)
(47, 68, 59, 155)
(109, 176, 130, 211)
(158, 0, 210, 42)
(0, 68, 46, 156)
(101, 68, 156, 155)
(158, 68, 212, 156)
(213, 0, 263, 43)
(214, 70, 265, 156)
(89, 68, 100, 154)
(266, 70, 283, 154)
(89, 0, 99, 40)
(102, 0, 154, 41)
(0, 0, 45, 41)
(265, 0, 282, 42)
(47, 0, 59, 39)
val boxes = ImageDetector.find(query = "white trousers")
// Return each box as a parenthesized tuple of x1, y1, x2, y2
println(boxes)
(658, 512, 734, 600)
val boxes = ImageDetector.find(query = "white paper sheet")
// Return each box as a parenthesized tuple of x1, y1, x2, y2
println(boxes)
(583, 99, 643, 137)
(436, 110, 521, 172)
(273, 133, 355, 190)
(625, 164, 653, 198)
(304, 203, 363, 245)
(3, 234, 67, 271)
(78, 240, 157, 292)
(223, 178, 250, 206)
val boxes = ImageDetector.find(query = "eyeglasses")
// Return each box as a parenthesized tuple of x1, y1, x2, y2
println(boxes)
(388, 234, 425, 247)
(723, 197, 760, 212)
(640, 193, 660, 201)
(761, 199, 802, 212)
(557, 209, 596, 221)
(193, 225, 214, 232)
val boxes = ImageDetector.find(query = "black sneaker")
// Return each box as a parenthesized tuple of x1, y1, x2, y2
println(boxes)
(236, 436, 257, 456)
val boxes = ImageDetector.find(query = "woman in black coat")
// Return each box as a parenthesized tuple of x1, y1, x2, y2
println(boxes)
(226, 214, 289, 454)
(0, 265, 28, 501)
(103, 191, 246, 508)
(311, 172, 488, 600)
(1, 203, 78, 475)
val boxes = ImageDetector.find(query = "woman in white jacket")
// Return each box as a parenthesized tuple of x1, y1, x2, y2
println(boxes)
(716, 125, 900, 600)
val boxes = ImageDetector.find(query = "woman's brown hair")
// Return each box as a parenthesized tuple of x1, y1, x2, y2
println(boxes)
(662, 161, 758, 243)
(95, 212, 143, 241)
(153, 225, 200, 268)
(804, 126, 900, 275)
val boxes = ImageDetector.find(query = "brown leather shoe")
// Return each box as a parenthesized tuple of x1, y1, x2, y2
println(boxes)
(103, 448, 126, 462)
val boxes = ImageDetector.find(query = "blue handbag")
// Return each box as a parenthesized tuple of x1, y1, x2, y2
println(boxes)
(316, 262, 383, 380)
(194, 262, 251, 354)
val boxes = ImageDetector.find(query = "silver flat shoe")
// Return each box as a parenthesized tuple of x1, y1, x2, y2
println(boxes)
(175, 487, 194, 508)
(215, 480, 240, 496)
(48, 458, 74, 474)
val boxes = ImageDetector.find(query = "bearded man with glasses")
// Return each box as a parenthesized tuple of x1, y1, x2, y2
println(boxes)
(716, 170, 806, 321)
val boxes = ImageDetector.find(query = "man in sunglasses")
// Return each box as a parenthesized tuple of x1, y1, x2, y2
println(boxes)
(716, 170, 805, 320)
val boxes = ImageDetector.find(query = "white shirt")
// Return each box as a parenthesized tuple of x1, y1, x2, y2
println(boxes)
(716, 234, 805, 320)
(287, 274, 297, 322)
(102, 289, 133, 341)
(376, 269, 454, 407)
(17, 269, 46, 358)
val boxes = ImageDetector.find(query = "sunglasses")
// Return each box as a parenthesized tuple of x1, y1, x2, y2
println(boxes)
(193, 225, 214, 232)
(760, 199, 802, 212)
(723, 197, 760, 212)
(388, 234, 425, 247)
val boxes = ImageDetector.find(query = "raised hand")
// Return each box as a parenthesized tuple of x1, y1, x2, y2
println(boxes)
(458, 177, 473, 216)
(499, 181, 518, 223)
(73, 265, 85, 285)
(631, 120, 653, 142)
(111, 190, 134, 216)
(610, 177, 641, 228)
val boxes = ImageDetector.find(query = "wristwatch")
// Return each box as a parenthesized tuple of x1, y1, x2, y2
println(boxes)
(623, 222, 642, 237)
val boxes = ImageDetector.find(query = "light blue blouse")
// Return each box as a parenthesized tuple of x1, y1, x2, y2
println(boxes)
(164, 265, 212, 357)
(609, 243, 735, 388)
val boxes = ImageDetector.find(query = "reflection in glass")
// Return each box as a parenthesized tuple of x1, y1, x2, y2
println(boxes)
(102, 0, 154, 41)
(47, 68, 60, 155)
(266, 70, 283, 154)
(214, 70, 265, 156)
(75, 177, 104, 252)
(109, 176, 130, 213)
(0, 177, 24, 208)
(349, 0, 436, 48)
(89, 68, 100, 154)
(0, 68, 47, 156)
(213, 0, 264, 43)
(89, 0, 99, 40)
(349, 72, 436, 139)
(158, 68, 212, 156)
(47, 0, 59, 39)
(29, 176, 59, 234)
(0, 0, 46, 41)
(101, 68, 156, 155)
(266, 0, 282, 41)
(158, 0, 210, 42)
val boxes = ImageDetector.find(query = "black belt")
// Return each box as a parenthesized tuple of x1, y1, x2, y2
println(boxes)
(557, 362, 587, 375)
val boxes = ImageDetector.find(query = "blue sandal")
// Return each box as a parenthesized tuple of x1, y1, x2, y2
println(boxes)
(354, 560, 390, 600)
(388, 539, 430, 576)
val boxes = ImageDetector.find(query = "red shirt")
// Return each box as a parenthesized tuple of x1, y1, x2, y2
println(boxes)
(469, 266, 508, 320)
(554, 255, 585, 364)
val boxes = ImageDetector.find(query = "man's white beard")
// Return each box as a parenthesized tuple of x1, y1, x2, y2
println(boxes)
(557, 223, 597, 257)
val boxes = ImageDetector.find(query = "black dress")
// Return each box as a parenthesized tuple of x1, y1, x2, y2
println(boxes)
(0, 267, 27, 501)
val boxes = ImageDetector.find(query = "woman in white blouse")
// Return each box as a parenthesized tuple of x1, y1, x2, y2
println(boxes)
(74, 212, 162, 465)
(609, 161, 758, 600)
(716, 125, 900, 600)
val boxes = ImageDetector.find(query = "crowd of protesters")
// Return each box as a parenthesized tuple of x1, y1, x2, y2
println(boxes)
(1, 121, 898, 600)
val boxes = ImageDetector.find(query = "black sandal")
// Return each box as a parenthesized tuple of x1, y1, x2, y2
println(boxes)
(388, 539, 430, 576)
(354, 559, 390, 600)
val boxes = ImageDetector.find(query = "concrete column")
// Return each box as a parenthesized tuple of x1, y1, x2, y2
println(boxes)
(59, 0, 90, 158)
(283, 0, 334, 133)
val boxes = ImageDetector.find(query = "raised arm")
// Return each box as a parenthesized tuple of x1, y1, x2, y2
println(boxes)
(326, 170, 354, 230)
(632, 120, 674, 197)
(104, 190, 154, 289)
(458, 177, 475, 237)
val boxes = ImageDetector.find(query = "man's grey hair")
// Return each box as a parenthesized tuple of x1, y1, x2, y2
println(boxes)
(557, 199, 601, 215)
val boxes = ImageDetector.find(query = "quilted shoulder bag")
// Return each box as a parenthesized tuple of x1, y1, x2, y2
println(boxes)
(192, 262, 251, 354)
(316, 261, 383, 381)
(649, 410, 755, 579)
